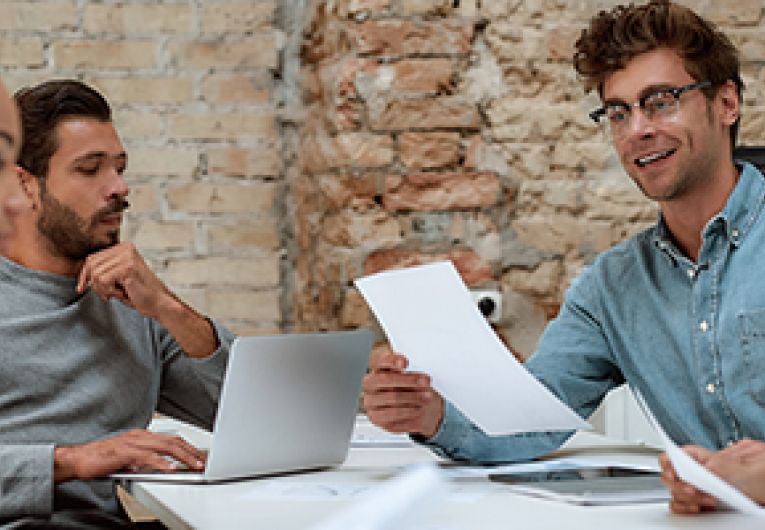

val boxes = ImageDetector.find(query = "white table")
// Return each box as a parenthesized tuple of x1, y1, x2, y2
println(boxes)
(124, 430, 765, 530)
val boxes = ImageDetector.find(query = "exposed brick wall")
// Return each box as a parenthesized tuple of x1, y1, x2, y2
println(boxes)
(0, 0, 284, 336)
(295, 0, 765, 358)
(3, 1, 765, 355)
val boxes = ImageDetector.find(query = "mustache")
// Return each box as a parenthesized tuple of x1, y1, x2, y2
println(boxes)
(91, 199, 130, 225)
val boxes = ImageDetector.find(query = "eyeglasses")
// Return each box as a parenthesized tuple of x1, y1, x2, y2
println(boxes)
(589, 80, 712, 138)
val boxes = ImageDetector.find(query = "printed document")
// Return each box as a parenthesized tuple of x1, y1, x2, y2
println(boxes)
(355, 261, 589, 435)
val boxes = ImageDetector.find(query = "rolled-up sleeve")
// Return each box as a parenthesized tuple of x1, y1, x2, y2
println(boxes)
(415, 269, 623, 463)
(155, 319, 235, 431)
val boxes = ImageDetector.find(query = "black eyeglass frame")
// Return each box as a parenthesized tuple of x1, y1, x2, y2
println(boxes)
(588, 80, 713, 124)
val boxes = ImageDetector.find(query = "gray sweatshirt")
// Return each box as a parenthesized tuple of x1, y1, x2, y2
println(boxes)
(0, 256, 233, 520)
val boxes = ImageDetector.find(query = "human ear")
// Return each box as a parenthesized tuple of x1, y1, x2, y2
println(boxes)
(16, 167, 41, 211)
(716, 79, 740, 128)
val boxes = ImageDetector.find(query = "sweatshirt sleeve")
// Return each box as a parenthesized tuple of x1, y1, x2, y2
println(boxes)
(0, 444, 54, 518)
(154, 318, 235, 431)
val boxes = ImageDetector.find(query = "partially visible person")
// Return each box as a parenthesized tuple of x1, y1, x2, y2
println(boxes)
(0, 79, 27, 253)
(660, 440, 765, 514)
(0, 80, 234, 528)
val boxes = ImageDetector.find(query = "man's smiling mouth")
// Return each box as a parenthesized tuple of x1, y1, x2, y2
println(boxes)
(635, 148, 677, 168)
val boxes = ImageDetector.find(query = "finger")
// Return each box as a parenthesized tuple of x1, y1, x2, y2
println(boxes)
(126, 449, 185, 473)
(682, 445, 713, 464)
(364, 389, 433, 411)
(370, 352, 408, 372)
(363, 372, 430, 393)
(720, 439, 765, 460)
(76, 262, 92, 294)
(123, 431, 206, 469)
(144, 434, 206, 469)
(366, 405, 427, 427)
(670, 499, 702, 515)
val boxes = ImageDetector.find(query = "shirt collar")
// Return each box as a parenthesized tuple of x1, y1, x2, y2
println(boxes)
(651, 161, 765, 259)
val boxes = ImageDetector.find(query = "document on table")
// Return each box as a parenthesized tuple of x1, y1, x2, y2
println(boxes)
(355, 261, 589, 435)
(309, 464, 450, 530)
(634, 390, 765, 517)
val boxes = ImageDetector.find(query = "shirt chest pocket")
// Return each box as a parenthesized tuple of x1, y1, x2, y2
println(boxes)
(739, 308, 765, 406)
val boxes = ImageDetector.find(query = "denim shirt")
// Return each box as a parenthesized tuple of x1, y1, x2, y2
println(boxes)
(424, 162, 765, 463)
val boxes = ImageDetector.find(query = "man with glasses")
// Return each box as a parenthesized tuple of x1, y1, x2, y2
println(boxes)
(363, 0, 765, 512)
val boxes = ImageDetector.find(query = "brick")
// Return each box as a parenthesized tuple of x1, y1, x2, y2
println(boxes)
(339, 288, 371, 328)
(399, 0, 453, 16)
(302, 133, 394, 172)
(503, 260, 562, 300)
(224, 322, 281, 336)
(348, 20, 473, 56)
(399, 132, 460, 169)
(335, 0, 392, 17)
(201, 74, 271, 104)
(390, 59, 456, 92)
(208, 289, 281, 321)
(384, 171, 500, 211)
(131, 220, 195, 251)
(127, 184, 160, 214)
(206, 147, 282, 177)
(53, 41, 158, 70)
(166, 183, 277, 214)
(0, 38, 44, 68)
(167, 112, 277, 141)
(370, 96, 481, 130)
(164, 256, 280, 287)
(83, 4, 192, 34)
(207, 220, 280, 250)
(703, 0, 763, 25)
(200, 1, 276, 34)
(173, 288, 207, 314)
(112, 111, 163, 141)
(173, 36, 280, 70)
(321, 211, 402, 247)
(127, 148, 199, 177)
(89, 77, 194, 105)
(0, 73, 50, 94)
(316, 174, 379, 210)
(0, 1, 77, 31)
(363, 248, 493, 284)
(544, 26, 580, 62)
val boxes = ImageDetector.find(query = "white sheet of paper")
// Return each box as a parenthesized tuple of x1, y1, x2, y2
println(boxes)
(633, 391, 765, 516)
(309, 464, 449, 530)
(355, 261, 589, 435)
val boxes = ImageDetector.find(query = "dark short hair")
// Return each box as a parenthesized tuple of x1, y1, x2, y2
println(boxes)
(574, 0, 744, 148)
(14, 80, 111, 179)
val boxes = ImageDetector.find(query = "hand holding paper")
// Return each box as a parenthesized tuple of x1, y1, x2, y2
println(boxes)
(356, 261, 589, 436)
(634, 390, 765, 517)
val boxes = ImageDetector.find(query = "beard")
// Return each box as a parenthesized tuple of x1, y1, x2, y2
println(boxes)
(37, 185, 129, 261)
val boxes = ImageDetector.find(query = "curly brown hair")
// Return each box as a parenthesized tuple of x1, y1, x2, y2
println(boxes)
(574, 0, 744, 146)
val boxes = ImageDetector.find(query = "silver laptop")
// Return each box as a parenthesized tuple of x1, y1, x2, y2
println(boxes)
(113, 329, 372, 483)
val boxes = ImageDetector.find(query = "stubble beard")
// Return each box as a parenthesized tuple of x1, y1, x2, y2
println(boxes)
(37, 185, 128, 261)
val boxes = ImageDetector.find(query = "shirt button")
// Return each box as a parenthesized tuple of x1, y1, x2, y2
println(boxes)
(687, 268, 696, 279)
(706, 383, 716, 394)
(699, 321, 709, 332)
(732, 228, 740, 238)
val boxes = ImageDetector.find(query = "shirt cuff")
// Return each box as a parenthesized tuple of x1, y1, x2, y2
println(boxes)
(189, 318, 234, 369)
(0, 444, 55, 518)
(411, 400, 475, 460)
